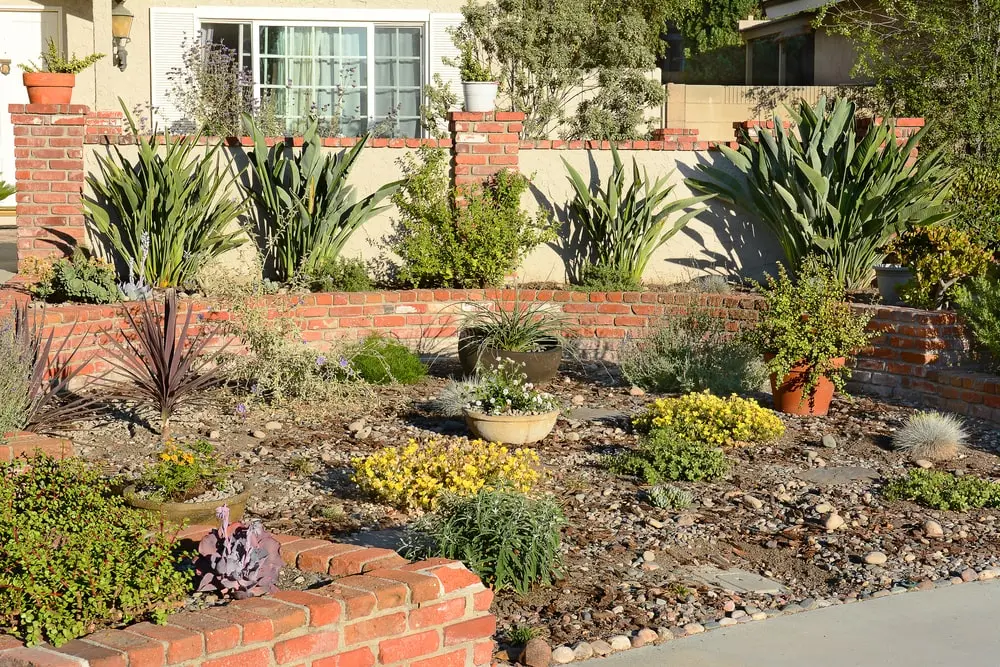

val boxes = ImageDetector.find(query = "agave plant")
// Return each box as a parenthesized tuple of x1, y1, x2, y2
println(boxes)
(0, 302, 103, 433)
(687, 97, 958, 291)
(106, 289, 226, 440)
(195, 505, 281, 599)
(240, 115, 399, 282)
(562, 144, 712, 287)
(85, 102, 246, 288)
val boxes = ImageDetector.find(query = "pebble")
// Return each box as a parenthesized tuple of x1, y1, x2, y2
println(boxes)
(915, 459, 934, 469)
(572, 642, 594, 660)
(961, 568, 978, 582)
(815, 503, 834, 514)
(722, 600, 736, 613)
(864, 551, 888, 565)
(683, 623, 705, 635)
(551, 646, 575, 664)
(264, 420, 282, 430)
(751, 612, 768, 621)
(821, 434, 837, 448)
(347, 419, 367, 433)
(916, 580, 935, 591)
(572, 394, 586, 405)
(647, 518, 664, 529)
(718, 617, 737, 627)
(637, 629, 658, 645)
(825, 513, 846, 531)
(642, 550, 656, 563)
(744, 495, 764, 510)
(629, 386, 646, 397)
(520, 637, 552, 667)
(590, 640, 613, 657)
(609, 635, 632, 651)
(980, 569, 998, 581)
(208, 430, 221, 440)
(251, 430, 267, 440)
(923, 520, 944, 538)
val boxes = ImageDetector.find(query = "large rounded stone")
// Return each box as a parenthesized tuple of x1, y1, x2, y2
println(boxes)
(551, 646, 576, 664)
(520, 638, 552, 667)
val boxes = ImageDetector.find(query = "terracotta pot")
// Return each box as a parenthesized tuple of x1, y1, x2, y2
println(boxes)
(123, 483, 251, 526)
(769, 357, 846, 416)
(458, 329, 563, 383)
(463, 409, 559, 445)
(23, 72, 75, 104)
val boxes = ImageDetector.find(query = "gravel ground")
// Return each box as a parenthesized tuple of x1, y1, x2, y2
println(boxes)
(63, 361, 1000, 655)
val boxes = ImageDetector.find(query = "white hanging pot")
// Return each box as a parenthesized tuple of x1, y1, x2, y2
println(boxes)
(462, 81, 499, 113)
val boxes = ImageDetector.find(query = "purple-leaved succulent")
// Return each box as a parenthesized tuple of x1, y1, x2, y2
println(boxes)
(195, 505, 282, 599)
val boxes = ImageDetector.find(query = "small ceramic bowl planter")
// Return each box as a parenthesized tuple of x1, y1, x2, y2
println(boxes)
(122, 440, 248, 525)
(461, 358, 561, 445)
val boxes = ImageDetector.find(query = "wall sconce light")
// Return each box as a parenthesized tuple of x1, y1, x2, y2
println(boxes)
(0, 60, 11, 76)
(111, 0, 134, 71)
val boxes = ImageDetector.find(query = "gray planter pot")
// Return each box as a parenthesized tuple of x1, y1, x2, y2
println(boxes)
(874, 264, 913, 306)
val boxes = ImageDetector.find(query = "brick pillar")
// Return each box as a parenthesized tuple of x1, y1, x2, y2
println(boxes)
(651, 127, 700, 149)
(10, 103, 89, 268)
(448, 111, 523, 189)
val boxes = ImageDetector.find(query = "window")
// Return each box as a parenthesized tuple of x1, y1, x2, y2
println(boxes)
(199, 20, 425, 137)
(750, 38, 780, 86)
(747, 33, 816, 86)
(375, 27, 422, 138)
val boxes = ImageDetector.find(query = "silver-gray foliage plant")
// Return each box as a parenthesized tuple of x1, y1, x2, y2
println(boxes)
(195, 505, 281, 599)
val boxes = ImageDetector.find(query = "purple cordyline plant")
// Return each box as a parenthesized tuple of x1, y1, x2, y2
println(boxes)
(195, 505, 282, 599)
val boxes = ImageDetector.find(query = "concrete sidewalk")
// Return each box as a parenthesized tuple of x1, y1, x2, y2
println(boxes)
(585, 580, 1000, 667)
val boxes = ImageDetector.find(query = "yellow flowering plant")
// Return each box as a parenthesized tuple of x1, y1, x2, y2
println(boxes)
(633, 391, 785, 446)
(137, 439, 230, 502)
(352, 437, 540, 510)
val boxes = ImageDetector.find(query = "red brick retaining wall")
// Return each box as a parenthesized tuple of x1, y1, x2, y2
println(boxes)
(0, 526, 495, 667)
(3, 286, 999, 424)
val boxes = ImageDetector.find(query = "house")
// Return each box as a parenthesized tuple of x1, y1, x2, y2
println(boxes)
(739, 0, 860, 86)
(0, 0, 468, 210)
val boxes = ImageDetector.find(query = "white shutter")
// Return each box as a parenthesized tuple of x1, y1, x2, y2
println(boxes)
(428, 12, 463, 106)
(149, 8, 198, 130)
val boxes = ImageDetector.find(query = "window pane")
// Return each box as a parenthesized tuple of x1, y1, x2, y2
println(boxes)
(340, 28, 367, 57)
(375, 61, 394, 86)
(375, 89, 395, 116)
(397, 119, 419, 137)
(375, 29, 394, 57)
(261, 26, 285, 55)
(290, 26, 313, 56)
(397, 89, 420, 117)
(260, 57, 285, 86)
(397, 28, 421, 57)
(374, 26, 424, 138)
(398, 60, 420, 87)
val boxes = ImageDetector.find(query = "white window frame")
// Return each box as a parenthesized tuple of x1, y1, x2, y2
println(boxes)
(193, 7, 430, 135)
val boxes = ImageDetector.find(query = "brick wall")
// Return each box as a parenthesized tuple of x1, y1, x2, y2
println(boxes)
(449, 111, 523, 188)
(4, 287, 999, 425)
(0, 525, 494, 667)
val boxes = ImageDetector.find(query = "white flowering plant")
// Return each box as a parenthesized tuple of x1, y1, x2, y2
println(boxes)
(466, 358, 560, 416)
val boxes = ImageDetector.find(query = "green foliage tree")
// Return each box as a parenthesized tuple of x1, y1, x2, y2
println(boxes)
(669, 0, 761, 84)
(454, 0, 664, 139)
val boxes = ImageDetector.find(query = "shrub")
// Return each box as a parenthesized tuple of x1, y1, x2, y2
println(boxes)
(351, 437, 540, 510)
(884, 469, 1000, 511)
(0, 454, 190, 646)
(891, 226, 993, 310)
(224, 301, 356, 402)
(689, 97, 957, 291)
(646, 483, 694, 510)
(953, 275, 1000, 367)
(947, 163, 1000, 255)
(167, 39, 278, 137)
(750, 259, 873, 399)
(26, 249, 119, 305)
(892, 412, 967, 462)
(633, 391, 785, 446)
(241, 117, 397, 283)
(618, 312, 767, 395)
(304, 256, 374, 292)
(20, 38, 103, 74)
(563, 145, 710, 287)
(404, 488, 564, 594)
(577, 261, 640, 291)
(107, 289, 226, 440)
(346, 334, 426, 385)
(467, 359, 560, 415)
(0, 302, 100, 433)
(86, 104, 246, 288)
(608, 427, 730, 483)
(389, 147, 555, 288)
(459, 299, 571, 353)
(136, 440, 230, 502)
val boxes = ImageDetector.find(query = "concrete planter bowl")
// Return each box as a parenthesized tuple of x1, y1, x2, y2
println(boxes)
(463, 409, 560, 445)
(123, 482, 252, 526)
(458, 329, 563, 384)
(874, 264, 913, 306)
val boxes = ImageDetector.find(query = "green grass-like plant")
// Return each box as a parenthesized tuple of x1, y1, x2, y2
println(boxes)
(86, 103, 246, 288)
(608, 427, 730, 484)
(346, 334, 426, 385)
(563, 144, 711, 287)
(459, 299, 570, 354)
(0, 454, 190, 647)
(884, 469, 1000, 511)
(20, 38, 104, 74)
(618, 311, 766, 395)
(688, 96, 957, 291)
(241, 116, 397, 283)
(404, 488, 565, 594)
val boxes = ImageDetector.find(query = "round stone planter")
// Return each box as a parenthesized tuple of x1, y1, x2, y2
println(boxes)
(874, 264, 913, 306)
(123, 483, 251, 525)
(463, 409, 559, 445)
(462, 81, 499, 112)
(458, 329, 563, 384)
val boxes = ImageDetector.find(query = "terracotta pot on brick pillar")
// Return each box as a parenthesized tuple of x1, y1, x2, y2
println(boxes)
(22, 72, 76, 104)
(767, 356, 846, 417)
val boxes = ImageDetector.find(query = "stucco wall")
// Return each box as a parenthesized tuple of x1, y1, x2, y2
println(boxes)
(81, 142, 782, 284)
